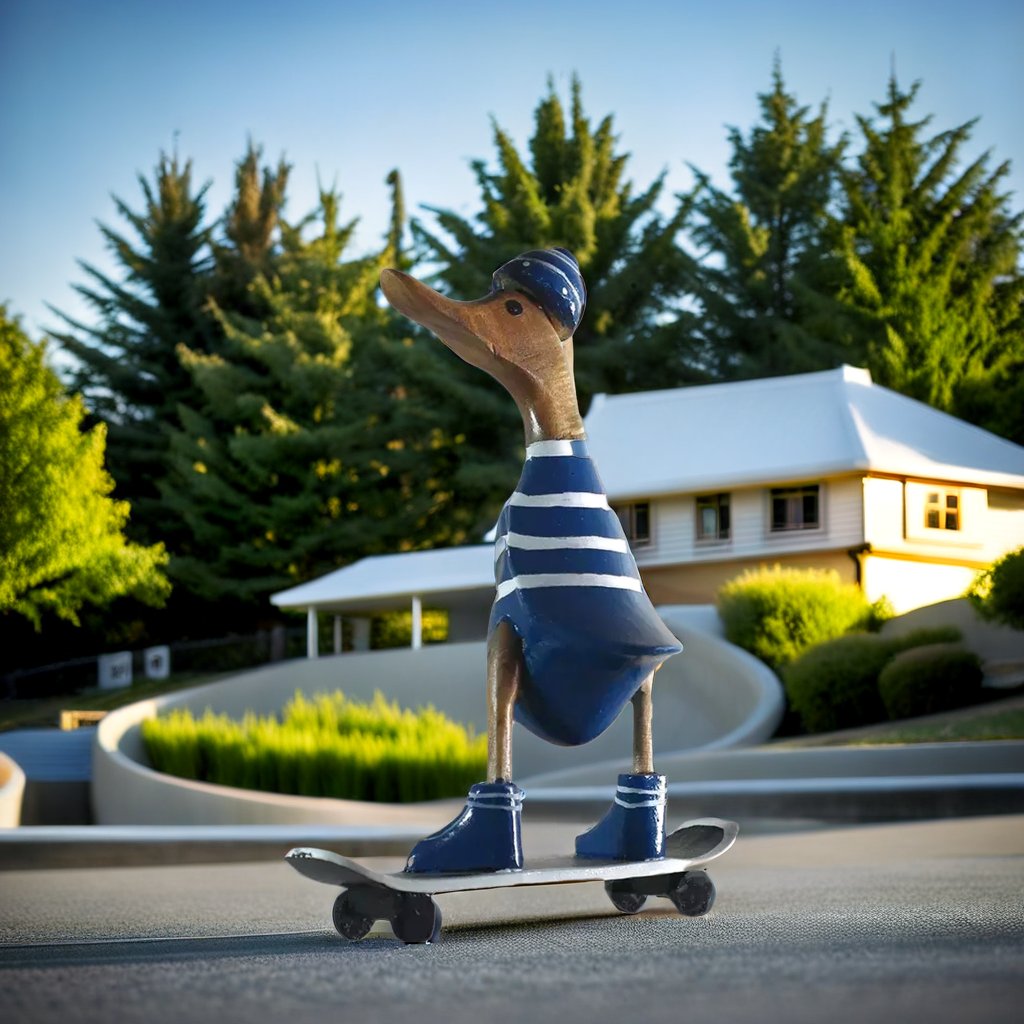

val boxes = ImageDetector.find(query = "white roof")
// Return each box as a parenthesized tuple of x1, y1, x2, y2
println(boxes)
(585, 365, 1024, 499)
(271, 545, 492, 610)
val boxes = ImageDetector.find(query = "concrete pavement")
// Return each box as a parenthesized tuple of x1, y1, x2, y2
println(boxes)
(1, 816, 1022, 1024)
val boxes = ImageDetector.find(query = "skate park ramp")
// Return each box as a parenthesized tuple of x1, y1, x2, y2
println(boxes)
(92, 606, 784, 824)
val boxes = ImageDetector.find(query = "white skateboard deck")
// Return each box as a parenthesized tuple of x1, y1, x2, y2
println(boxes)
(287, 818, 738, 895)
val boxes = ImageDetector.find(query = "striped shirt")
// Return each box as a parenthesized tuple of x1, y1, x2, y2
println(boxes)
(489, 438, 682, 746)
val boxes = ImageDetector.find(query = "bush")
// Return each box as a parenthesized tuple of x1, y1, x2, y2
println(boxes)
(782, 634, 892, 733)
(782, 626, 965, 734)
(878, 643, 983, 720)
(141, 689, 487, 802)
(717, 566, 878, 670)
(968, 547, 1024, 631)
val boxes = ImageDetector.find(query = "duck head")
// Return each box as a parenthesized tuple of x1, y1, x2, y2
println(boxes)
(380, 248, 587, 444)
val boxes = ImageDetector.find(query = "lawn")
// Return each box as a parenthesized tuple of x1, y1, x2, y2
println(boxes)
(0, 672, 228, 732)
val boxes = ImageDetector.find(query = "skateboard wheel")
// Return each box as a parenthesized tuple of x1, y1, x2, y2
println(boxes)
(391, 893, 443, 944)
(333, 890, 374, 940)
(669, 870, 716, 917)
(604, 880, 647, 914)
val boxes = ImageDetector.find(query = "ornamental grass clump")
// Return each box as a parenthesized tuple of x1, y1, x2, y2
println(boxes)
(141, 690, 487, 803)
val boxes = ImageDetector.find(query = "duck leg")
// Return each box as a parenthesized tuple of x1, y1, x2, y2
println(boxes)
(631, 671, 655, 774)
(487, 619, 523, 782)
(576, 667, 666, 861)
(403, 618, 525, 873)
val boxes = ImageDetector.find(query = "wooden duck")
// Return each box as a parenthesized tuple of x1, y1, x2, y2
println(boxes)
(380, 249, 682, 873)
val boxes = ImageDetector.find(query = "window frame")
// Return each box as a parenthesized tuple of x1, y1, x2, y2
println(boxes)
(695, 492, 731, 543)
(924, 487, 961, 533)
(613, 500, 652, 548)
(768, 483, 822, 534)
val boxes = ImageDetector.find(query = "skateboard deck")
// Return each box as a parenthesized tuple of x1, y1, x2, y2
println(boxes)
(287, 817, 738, 944)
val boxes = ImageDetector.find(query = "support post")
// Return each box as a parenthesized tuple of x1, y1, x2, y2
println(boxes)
(306, 608, 319, 659)
(333, 615, 343, 655)
(411, 595, 423, 650)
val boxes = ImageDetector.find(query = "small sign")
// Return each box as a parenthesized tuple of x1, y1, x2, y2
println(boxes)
(144, 645, 171, 680)
(98, 651, 132, 690)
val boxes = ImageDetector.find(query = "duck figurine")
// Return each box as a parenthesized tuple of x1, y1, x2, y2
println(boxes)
(380, 249, 682, 873)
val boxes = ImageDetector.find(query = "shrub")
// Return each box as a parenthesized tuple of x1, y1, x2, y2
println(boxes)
(781, 626, 965, 734)
(782, 634, 892, 733)
(878, 643, 984, 720)
(968, 547, 1024, 631)
(141, 689, 487, 802)
(717, 566, 877, 670)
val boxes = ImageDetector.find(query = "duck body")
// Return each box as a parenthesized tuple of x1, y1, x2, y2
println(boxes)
(491, 438, 681, 746)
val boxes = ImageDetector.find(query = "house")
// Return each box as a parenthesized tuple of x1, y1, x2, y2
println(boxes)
(272, 366, 1024, 654)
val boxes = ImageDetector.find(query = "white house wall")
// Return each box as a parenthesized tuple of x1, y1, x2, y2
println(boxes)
(634, 476, 865, 569)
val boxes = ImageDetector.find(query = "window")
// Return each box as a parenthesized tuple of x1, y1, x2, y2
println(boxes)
(770, 485, 820, 532)
(613, 501, 651, 547)
(925, 489, 960, 531)
(696, 493, 730, 541)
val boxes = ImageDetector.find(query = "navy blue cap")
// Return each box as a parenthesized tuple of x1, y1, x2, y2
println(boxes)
(491, 247, 586, 339)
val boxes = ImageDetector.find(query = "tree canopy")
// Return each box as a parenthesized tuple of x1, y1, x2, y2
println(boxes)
(0, 307, 170, 628)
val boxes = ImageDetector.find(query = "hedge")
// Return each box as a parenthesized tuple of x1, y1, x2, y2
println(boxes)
(782, 626, 964, 733)
(968, 546, 1024, 631)
(141, 689, 487, 802)
(878, 643, 984, 721)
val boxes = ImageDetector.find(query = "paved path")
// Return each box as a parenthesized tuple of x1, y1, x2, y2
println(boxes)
(2, 816, 1022, 1024)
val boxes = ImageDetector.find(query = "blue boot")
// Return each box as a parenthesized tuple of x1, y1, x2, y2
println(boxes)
(404, 782, 525, 874)
(575, 773, 666, 861)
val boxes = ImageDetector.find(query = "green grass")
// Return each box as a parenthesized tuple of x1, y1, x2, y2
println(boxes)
(0, 671, 228, 732)
(141, 690, 487, 803)
(776, 695, 1024, 747)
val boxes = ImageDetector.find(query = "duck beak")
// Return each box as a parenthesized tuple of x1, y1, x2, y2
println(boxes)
(380, 268, 496, 370)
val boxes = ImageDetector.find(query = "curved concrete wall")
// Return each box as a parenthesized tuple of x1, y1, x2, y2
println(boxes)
(0, 751, 26, 827)
(93, 607, 785, 824)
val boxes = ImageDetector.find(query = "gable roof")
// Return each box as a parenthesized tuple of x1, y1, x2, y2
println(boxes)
(585, 365, 1024, 499)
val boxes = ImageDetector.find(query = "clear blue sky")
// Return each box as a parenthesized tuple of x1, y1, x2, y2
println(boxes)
(2, 0, 1022, 340)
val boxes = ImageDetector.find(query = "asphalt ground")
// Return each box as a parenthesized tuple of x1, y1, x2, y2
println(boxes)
(1, 815, 1022, 1024)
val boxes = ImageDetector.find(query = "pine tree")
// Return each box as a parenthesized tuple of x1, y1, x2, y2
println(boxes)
(413, 75, 701, 405)
(211, 141, 291, 318)
(165, 177, 506, 608)
(50, 152, 215, 546)
(685, 61, 850, 379)
(0, 307, 169, 629)
(836, 77, 1024, 416)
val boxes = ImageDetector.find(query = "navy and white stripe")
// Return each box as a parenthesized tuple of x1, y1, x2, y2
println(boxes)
(494, 439, 641, 603)
(491, 248, 586, 339)
(613, 776, 666, 810)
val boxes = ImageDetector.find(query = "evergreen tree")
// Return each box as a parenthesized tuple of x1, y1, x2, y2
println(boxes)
(836, 77, 1024, 417)
(685, 61, 849, 379)
(414, 75, 701, 404)
(0, 307, 169, 629)
(211, 141, 291, 318)
(50, 152, 214, 546)
(165, 177, 506, 609)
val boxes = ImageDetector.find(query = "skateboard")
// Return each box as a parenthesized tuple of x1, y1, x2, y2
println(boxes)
(286, 817, 738, 944)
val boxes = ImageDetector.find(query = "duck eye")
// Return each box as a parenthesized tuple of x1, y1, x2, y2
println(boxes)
(505, 299, 524, 316)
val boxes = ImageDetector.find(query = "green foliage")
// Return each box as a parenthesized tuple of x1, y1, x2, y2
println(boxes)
(782, 626, 963, 732)
(686, 60, 851, 379)
(141, 690, 487, 802)
(371, 609, 447, 649)
(50, 152, 217, 550)
(414, 74, 703, 405)
(967, 547, 1024, 630)
(836, 77, 1024, 420)
(717, 565, 875, 670)
(877, 643, 983, 721)
(0, 307, 170, 628)
(782, 633, 892, 733)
